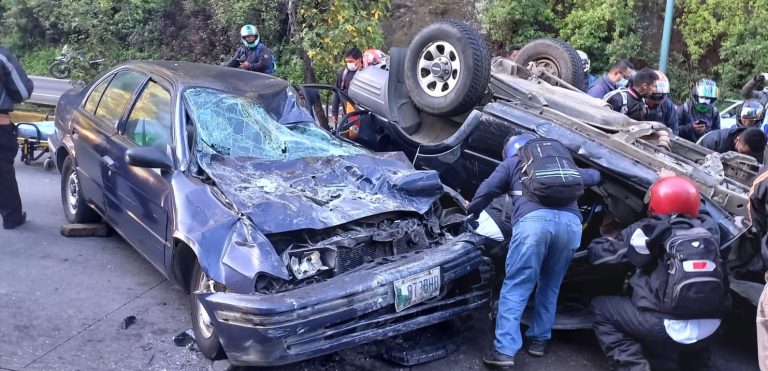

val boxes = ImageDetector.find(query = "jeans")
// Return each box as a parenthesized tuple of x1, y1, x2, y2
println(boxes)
(494, 208, 582, 356)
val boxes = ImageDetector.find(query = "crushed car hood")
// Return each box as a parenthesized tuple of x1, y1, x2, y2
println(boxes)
(200, 152, 446, 234)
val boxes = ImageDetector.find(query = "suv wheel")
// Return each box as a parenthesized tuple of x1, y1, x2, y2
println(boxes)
(404, 21, 491, 117)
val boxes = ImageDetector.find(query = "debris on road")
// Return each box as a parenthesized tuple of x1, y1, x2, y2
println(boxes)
(60, 223, 110, 237)
(120, 315, 136, 330)
(174, 329, 196, 348)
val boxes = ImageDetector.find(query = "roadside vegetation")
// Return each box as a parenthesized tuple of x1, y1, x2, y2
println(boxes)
(2, 0, 767, 100)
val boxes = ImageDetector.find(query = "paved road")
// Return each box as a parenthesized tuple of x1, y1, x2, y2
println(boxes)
(0, 157, 761, 370)
(28, 76, 74, 106)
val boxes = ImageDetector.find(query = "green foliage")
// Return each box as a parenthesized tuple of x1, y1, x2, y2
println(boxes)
(15, 46, 59, 75)
(298, 0, 389, 84)
(557, 0, 642, 74)
(484, 0, 555, 46)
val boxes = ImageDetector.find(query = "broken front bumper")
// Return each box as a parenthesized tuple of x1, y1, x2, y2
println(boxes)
(197, 234, 493, 366)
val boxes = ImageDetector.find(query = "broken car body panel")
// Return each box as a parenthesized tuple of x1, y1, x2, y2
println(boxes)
(51, 61, 492, 366)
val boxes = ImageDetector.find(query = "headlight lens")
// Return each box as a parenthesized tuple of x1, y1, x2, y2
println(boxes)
(289, 251, 329, 280)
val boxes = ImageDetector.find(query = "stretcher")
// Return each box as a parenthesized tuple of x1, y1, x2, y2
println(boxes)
(16, 121, 55, 170)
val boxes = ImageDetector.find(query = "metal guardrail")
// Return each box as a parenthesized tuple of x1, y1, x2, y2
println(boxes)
(28, 76, 74, 106)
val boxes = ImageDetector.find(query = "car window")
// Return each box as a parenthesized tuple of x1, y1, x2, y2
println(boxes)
(183, 87, 361, 160)
(124, 81, 172, 148)
(94, 70, 145, 125)
(83, 75, 112, 114)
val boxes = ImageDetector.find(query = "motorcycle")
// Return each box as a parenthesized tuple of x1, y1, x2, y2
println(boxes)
(48, 44, 104, 79)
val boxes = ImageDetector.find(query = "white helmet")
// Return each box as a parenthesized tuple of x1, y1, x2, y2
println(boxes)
(240, 24, 259, 48)
(576, 50, 590, 73)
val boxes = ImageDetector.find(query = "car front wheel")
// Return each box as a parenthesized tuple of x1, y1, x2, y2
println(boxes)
(60, 156, 100, 223)
(190, 262, 225, 360)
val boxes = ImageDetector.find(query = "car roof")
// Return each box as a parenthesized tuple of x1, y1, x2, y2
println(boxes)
(116, 60, 291, 97)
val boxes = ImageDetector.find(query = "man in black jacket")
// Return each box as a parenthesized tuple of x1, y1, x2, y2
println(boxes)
(0, 45, 33, 229)
(587, 59, 635, 99)
(589, 175, 728, 371)
(470, 133, 601, 367)
(225, 24, 275, 75)
(698, 126, 767, 163)
(604, 68, 659, 122)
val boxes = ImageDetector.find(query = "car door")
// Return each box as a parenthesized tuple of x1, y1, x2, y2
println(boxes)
(103, 79, 173, 270)
(71, 70, 146, 213)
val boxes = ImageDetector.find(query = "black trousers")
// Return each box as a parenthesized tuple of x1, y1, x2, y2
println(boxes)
(0, 124, 23, 226)
(590, 296, 712, 371)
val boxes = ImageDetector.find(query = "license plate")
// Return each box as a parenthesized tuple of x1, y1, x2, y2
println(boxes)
(393, 267, 441, 312)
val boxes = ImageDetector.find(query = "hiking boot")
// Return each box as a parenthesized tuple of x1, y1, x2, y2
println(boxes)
(526, 338, 548, 357)
(483, 349, 515, 368)
(3, 212, 26, 230)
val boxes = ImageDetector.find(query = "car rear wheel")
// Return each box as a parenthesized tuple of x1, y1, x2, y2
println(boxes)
(190, 262, 225, 360)
(60, 156, 100, 223)
(404, 21, 491, 117)
(515, 38, 585, 89)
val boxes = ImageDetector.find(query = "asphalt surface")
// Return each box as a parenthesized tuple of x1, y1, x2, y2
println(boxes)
(0, 156, 761, 371)
(28, 76, 74, 106)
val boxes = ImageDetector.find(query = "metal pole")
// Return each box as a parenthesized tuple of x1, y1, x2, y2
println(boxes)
(659, 0, 675, 73)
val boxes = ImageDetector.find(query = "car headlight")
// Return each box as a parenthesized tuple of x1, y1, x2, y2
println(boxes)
(289, 251, 329, 280)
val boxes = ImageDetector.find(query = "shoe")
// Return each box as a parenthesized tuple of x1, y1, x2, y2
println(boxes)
(3, 212, 26, 230)
(526, 338, 548, 357)
(483, 349, 515, 368)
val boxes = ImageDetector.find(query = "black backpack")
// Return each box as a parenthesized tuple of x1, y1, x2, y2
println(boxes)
(517, 138, 584, 206)
(653, 218, 728, 317)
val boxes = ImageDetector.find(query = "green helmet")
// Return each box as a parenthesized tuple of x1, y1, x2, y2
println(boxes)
(240, 24, 260, 48)
(691, 79, 719, 113)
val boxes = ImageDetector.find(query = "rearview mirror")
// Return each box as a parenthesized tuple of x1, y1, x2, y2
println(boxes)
(125, 146, 173, 170)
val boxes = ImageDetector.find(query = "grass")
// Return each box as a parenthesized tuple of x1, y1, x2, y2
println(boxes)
(16, 45, 61, 76)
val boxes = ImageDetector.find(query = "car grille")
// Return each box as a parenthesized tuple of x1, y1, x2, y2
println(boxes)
(337, 244, 378, 273)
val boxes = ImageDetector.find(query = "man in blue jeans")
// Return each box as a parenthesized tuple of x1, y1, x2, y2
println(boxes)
(467, 133, 601, 367)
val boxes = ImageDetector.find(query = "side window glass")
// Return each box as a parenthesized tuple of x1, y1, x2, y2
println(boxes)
(94, 71, 145, 125)
(83, 76, 112, 114)
(124, 82, 172, 148)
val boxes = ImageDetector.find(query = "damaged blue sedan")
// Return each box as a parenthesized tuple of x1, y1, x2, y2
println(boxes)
(49, 61, 493, 366)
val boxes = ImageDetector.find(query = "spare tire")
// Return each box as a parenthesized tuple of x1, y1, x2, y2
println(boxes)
(516, 38, 585, 89)
(404, 21, 491, 117)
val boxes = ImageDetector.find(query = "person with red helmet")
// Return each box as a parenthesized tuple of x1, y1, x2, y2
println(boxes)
(588, 172, 729, 371)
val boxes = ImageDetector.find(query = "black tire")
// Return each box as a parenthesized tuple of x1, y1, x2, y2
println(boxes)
(60, 156, 100, 223)
(404, 20, 491, 117)
(49, 61, 71, 79)
(515, 38, 585, 89)
(190, 262, 226, 360)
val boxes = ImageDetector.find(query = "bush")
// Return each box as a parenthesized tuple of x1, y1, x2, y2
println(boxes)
(16, 45, 59, 76)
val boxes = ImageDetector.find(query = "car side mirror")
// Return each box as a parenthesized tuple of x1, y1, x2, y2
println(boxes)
(125, 146, 173, 170)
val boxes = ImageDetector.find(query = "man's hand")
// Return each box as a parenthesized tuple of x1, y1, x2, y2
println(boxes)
(693, 120, 706, 135)
(240, 61, 250, 70)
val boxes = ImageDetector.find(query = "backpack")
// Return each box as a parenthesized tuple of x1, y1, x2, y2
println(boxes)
(603, 88, 629, 114)
(653, 218, 728, 317)
(517, 138, 584, 207)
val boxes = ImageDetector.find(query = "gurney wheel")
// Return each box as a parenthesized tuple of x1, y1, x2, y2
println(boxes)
(43, 158, 54, 171)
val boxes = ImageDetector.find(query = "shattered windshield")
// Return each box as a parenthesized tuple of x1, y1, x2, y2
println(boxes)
(183, 87, 364, 160)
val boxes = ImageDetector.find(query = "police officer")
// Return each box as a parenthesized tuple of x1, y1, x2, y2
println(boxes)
(0, 45, 33, 229)
(225, 24, 276, 75)
(678, 79, 721, 142)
